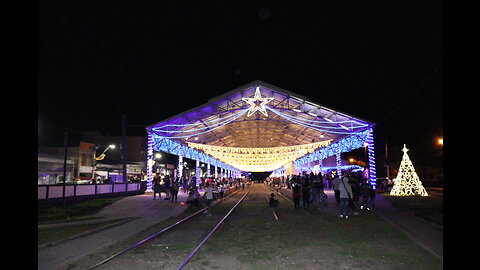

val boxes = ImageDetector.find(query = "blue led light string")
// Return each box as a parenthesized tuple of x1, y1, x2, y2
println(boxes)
(151, 136, 239, 173)
(293, 130, 369, 167)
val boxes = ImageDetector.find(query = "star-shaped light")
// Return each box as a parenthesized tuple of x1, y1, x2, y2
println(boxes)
(242, 87, 274, 117)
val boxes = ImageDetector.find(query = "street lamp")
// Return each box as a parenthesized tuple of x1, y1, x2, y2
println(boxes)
(93, 144, 116, 180)
(96, 144, 116, 161)
(154, 153, 165, 175)
(437, 138, 443, 145)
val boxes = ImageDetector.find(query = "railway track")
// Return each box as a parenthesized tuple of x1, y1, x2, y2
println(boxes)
(87, 185, 253, 270)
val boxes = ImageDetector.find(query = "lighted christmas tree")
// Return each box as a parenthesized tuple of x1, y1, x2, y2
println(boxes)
(390, 144, 428, 196)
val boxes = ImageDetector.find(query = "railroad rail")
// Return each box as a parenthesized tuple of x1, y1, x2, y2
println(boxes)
(88, 186, 251, 270)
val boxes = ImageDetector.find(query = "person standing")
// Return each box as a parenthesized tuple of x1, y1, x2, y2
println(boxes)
(292, 184, 301, 209)
(219, 184, 225, 200)
(152, 174, 162, 200)
(360, 180, 371, 211)
(204, 182, 213, 216)
(170, 180, 179, 202)
(338, 174, 353, 219)
(164, 175, 171, 200)
(193, 187, 200, 207)
(301, 183, 310, 209)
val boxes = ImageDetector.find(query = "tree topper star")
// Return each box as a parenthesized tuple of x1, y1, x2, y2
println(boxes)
(242, 87, 274, 117)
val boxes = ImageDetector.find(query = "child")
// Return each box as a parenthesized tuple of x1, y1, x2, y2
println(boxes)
(269, 193, 278, 208)
(185, 191, 194, 205)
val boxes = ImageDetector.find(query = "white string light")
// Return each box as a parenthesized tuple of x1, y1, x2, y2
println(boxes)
(187, 140, 332, 172)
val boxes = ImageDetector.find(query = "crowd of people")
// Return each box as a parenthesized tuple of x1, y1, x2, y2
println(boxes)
(151, 173, 250, 212)
(266, 170, 376, 219)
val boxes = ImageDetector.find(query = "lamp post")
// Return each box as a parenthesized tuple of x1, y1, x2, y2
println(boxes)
(154, 153, 163, 175)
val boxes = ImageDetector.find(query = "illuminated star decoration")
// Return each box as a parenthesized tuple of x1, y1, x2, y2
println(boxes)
(242, 87, 274, 117)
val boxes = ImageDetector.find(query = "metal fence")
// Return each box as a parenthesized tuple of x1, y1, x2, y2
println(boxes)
(38, 183, 142, 200)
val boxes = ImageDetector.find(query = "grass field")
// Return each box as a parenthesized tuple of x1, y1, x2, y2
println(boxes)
(382, 193, 443, 226)
(38, 197, 126, 222)
(62, 184, 442, 270)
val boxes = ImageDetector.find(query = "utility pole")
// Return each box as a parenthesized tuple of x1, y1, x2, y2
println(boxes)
(62, 131, 68, 208)
(385, 140, 390, 180)
(122, 113, 127, 183)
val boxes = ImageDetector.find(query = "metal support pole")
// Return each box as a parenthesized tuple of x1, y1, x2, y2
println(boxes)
(336, 145, 341, 179)
(367, 127, 377, 189)
(146, 131, 154, 192)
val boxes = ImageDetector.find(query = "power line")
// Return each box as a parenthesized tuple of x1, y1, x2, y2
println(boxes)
(377, 63, 443, 125)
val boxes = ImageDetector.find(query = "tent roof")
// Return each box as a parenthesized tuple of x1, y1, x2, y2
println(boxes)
(147, 80, 374, 149)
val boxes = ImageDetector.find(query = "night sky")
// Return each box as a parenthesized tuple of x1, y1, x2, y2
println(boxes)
(38, 1, 443, 169)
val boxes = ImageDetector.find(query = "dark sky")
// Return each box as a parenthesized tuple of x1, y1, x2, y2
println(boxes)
(38, 1, 443, 167)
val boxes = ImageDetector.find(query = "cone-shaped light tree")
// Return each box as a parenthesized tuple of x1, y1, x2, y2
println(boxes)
(390, 144, 428, 196)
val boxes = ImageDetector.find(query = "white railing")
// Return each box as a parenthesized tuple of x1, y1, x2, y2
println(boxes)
(38, 183, 142, 200)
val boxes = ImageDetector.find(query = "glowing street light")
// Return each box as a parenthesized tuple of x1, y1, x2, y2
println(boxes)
(438, 138, 443, 145)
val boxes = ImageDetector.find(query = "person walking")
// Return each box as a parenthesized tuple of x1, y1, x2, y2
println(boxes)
(331, 175, 341, 204)
(360, 180, 371, 211)
(338, 175, 353, 219)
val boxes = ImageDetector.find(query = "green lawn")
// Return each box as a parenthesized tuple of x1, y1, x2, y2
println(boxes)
(38, 197, 126, 223)
(193, 206, 442, 269)
(60, 185, 443, 270)
(382, 194, 443, 226)
(38, 219, 127, 245)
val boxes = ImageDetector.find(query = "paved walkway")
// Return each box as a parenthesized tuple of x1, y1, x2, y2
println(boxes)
(275, 186, 443, 261)
(38, 191, 190, 270)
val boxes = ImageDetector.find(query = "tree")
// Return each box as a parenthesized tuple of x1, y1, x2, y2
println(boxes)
(390, 144, 428, 196)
